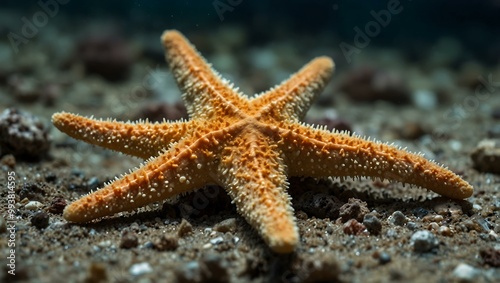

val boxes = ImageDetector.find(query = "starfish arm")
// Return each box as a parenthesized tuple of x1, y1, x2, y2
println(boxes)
(52, 112, 189, 159)
(252, 57, 334, 121)
(216, 132, 298, 253)
(63, 139, 217, 222)
(281, 124, 473, 199)
(161, 30, 246, 119)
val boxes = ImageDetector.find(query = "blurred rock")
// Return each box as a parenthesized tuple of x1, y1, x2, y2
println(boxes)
(0, 108, 50, 159)
(76, 34, 134, 82)
(470, 139, 500, 174)
(411, 230, 438, 253)
(338, 198, 369, 223)
(339, 66, 410, 104)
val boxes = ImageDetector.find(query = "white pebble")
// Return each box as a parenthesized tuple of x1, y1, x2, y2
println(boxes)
(25, 201, 44, 210)
(452, 263, 480, 282)
(129, 262, 153, 276)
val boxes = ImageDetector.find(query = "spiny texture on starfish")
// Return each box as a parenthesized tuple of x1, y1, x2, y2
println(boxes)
(53, 30, 473, 253)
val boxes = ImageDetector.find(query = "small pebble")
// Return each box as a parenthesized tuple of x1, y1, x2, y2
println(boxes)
(363, 214, 382, 235)
(120, 229, 139, 249)
(378, 252, 392, 265)
(338, 198, 370, 222)
(452, 263, 480, 283)
(129, 262, 153, 276)
(213, 218, 237, 233)
(480, 248, 500, 267)
(178, 218, 193, 237)
(470, 139, 500, 174)
(406, 221, 418, 230)
(411, 230, 439, 253)
(343, 219, 367, 235)
(389, 211, 408, 226)
(201, 253, 229, 283)
(210, 236, 224, 245)
(438, 226, 453, 237)
(175, 261, 202, 283)
(31, 211, 49, 229)
(25, 201, 44, 210)
(412, 207, 429, 218)
(85, 263, 107, 283)
(154, 234, 178, 251)
(48, 197, 67, 214)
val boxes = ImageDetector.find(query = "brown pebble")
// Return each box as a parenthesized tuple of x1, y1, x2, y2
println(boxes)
(84, 262, 108, 283)
(213, 218, 237, 233)
(339, 66, 410, 104)
(178, 218, 193, 237)
(470, 139, 500, 174)
(302, 254, 340, 283)
(396, 122, 426, 140)
(48, 197, 67, 214)
(480, 248, 500, 267)
(120, 229, 139, 249)
(0, 154, 16, 168)
(154, 234, 179, 251)
(338, 198, 370, 223)
(343, 219, 367, 235)
(31, 211, 49, 229)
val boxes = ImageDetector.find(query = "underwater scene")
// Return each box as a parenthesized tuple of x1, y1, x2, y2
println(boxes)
(0, 1, 499, 282)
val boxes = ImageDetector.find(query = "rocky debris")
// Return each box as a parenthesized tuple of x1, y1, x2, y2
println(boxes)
(178, 218, 193, 237)
(339, 66, 410, 104)
(470, 139, 500, 174)
(0, 154, 16, 168)
(410, 230, 439, 253)
(76, 34, 134, 82)
(480, 248, 500, 267)
(296, 192, 343, 219)
(338, 198, 370, 223)
(363, 214, 382, 235)
(48, 197, 67, 214)
(373, 251, 391, 265)
(300, 254, 340, 283)
(175, 253, 230, 283)
(0, 108, 50, 159)
(214, 218, 237, 233)
(389, 211, 409, 226)
(120, 229, 139, 249)
(7, 75, 62, 106)
(31, 211, 49, 229)
(153, 234, 179, 251)
(343, 219, 367, 235)
(19, 182, 46, 201)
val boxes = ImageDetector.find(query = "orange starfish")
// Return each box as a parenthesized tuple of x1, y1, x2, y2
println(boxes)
(52, 30, 473, 253)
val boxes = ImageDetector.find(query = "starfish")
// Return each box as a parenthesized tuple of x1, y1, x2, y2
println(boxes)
(52, 30, 473, 253)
